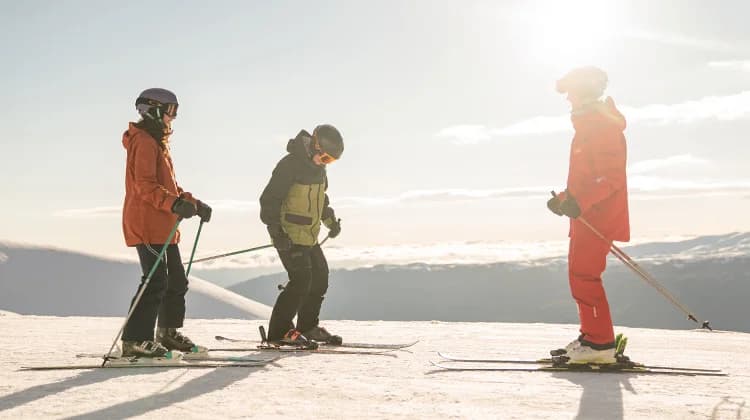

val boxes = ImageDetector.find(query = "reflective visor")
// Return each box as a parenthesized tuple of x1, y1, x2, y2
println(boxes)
(318, 152, 337, 164)
(313, 135, 337, 164)
(162, 103, 178, 117)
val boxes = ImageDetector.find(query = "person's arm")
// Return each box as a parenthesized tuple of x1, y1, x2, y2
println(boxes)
(132, 138, 179, 212)
(259, 158, 295, 226)
(569, 129, 627, 213)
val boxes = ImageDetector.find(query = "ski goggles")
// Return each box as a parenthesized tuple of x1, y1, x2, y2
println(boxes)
(313, 136, 338, 164)
(161, 103, 178, 118)
(317, 151, 337, 164)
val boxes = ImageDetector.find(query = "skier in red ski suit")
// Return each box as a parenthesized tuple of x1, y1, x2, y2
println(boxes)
(547, 66, 630, 364)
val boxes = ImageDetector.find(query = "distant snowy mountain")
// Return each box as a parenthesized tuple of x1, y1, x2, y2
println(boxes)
(230, 232, 750, 333)
(0, 243, 269, 319)
(2, 233, 748, 333)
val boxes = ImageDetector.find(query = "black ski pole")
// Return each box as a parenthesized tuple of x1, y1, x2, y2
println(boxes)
(102, 219, 182, 366)
(185, 244, 274, 265)
(551, 191, 712, 330)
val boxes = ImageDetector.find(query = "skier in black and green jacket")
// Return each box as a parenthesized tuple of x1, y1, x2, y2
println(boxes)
(260, 124, 344, 348)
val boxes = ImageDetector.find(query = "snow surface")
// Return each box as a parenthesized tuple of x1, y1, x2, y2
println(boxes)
(0, 316, 747, 419)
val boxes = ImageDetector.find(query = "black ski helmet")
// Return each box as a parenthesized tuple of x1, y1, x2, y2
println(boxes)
(135, 88, 179, 120)
(556, 66, 608, 98)
(313, 124, 344, 159)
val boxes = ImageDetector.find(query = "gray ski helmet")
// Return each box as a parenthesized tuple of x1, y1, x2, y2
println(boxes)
(135, 88, 179, 119)
(556, 66, 608, 97)
(313, 124, 344, 159)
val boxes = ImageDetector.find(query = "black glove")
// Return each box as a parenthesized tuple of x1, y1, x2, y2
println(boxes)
(267, 224, 292, 251)
(559, 196, 581, 219)
(326, 218, 341, 239)
(196, 200, 212, 223)
(171, 197, 197, 219)
(547, 195, 563, 216)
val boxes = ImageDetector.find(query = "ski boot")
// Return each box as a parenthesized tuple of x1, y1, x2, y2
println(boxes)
(121, 340, 171, 358)
(156, 327, 208, 354)
(563, 339, 617, 365)
(271, 329, 319, 349)
(550, 334, 585, 356)
(550, 333, 624, 357)
(303, 326, 343, 345)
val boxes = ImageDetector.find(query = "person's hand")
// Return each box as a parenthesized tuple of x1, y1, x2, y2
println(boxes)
(559, 196, 581, 219)
(171, 197, 197, 219)
(547, 195, 563, 216)
(267, 224, 292, 251)
(326, 218, 341, 238)
(196, 201, 212, 223)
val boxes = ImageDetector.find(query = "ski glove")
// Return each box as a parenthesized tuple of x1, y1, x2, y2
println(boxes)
(267, 224, 293, 252)
(326, 218, 341, 239)
(546, 195, 564, 216)
(171, 197, 197, 219)
(196, 200, 212, 223)
(559, 195, 581, 219)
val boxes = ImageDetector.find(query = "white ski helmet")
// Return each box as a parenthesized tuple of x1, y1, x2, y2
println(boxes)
(556, 66, 608, 98)
(135, 88, 179, 120)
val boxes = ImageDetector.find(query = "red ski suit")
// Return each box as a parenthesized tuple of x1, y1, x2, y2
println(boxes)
(564, 97, 629, 345)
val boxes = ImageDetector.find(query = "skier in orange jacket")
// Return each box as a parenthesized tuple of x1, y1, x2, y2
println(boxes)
(547, 66, 630, 364)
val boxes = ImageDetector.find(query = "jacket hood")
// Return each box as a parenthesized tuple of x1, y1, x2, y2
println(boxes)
(572, 96, 626, 132)
(122, 122, 143, 149)
(286, 130, 313, 156)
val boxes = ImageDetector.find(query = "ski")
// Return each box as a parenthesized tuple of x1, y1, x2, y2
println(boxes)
(21, 359, 275, 371)
(214, 335, 418, 350)
(436, 352, 723, 373)
(74, 352, 279, 363)
(212, 345, 398, 356)
(429, 361, 727, 377)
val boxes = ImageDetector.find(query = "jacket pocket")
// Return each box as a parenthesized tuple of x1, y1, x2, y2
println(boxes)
(285, 213, 313, 225)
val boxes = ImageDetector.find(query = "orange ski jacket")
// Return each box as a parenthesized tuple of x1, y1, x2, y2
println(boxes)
(566, 97, 630, 242)
(121, 123, 193, 246)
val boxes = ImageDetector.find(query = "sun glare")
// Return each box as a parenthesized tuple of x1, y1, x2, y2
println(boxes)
(510, 0, 627, 70)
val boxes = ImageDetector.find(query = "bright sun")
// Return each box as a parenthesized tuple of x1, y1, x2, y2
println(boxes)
(510, 0, 628, 70)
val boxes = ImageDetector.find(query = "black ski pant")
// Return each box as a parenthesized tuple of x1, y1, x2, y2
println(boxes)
(122, 244, 189, 342)
(268, 244, 329, 341)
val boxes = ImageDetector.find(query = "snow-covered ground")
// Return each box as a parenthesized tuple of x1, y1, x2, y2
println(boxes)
(0, 315, 747, 419)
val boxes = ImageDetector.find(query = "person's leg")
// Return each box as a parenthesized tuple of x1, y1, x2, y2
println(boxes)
(122, 244, 168, 342)
(158, 244, 187, 329)
(568, 222, 616, 346)
(267, 245, 313, 341)
(296, 244, 329, 333)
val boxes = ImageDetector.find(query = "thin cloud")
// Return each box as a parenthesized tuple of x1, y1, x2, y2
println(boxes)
(627, 29, 741, 53)
(57, 180, 750, 217)
(55, 200, 258, 219)
(439, 91, 750, 144)
(336, 187, 550, 208)
(708, 60, 750, 71)
(54, 206, 120, 218)
(629, 176, 750, 194)
(628, 155, 710, 175)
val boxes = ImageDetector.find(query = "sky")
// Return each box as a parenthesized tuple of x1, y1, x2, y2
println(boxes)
(2, 0, 750, 266)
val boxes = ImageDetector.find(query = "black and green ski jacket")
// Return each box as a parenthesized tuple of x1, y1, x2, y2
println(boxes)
(260, 130, 336, 246)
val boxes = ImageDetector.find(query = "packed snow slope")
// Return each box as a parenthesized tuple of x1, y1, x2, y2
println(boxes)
(0, 315, 747, 419)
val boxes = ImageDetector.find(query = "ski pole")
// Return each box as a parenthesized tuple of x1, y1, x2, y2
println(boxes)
(185, 220, 204, 277)
(102, 219, 182, 366)
(185, 244, 274, 265)
(551, 191, 711, 330)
